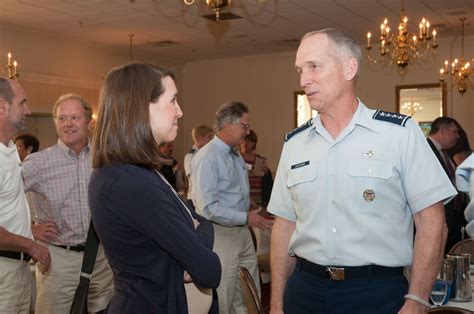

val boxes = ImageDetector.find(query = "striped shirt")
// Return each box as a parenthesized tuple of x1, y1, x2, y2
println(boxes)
(22, 139, 91, 245)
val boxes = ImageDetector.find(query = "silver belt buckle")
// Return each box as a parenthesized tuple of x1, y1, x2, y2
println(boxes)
(326, 267, 345, 280)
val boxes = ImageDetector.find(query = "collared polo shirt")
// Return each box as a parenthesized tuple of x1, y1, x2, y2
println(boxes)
(0, 140, 32, 239)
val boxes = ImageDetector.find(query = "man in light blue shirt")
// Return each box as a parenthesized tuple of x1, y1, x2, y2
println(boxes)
(191, 101, 272, 314)
(268, 29, 456, 314)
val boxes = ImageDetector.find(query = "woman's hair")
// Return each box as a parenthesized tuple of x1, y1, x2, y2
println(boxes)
(244, 129, 258, 150)
(92, 63, 175, 169)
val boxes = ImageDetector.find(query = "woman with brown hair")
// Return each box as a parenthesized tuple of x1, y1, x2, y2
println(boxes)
(89, 63, 221, 313)
(239, 129, 274, 208)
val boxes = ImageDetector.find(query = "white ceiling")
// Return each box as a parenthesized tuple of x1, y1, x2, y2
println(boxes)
(0, 0, 473, 64)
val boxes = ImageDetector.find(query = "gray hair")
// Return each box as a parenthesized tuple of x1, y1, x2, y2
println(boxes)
(302, 28, 362, 78)
(214, 101, 249, 131)
(0, 77, 14, 105)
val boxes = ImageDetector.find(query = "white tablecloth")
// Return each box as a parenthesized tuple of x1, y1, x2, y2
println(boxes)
(446, 299, 474, 311)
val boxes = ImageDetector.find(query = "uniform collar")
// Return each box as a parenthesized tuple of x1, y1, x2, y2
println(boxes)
(306, 99, 380, 142)
(352, 100, 381, 133)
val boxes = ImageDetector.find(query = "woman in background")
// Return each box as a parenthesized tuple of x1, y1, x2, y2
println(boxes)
(89, 63, 221, 313)
(239, 129, 273, 208)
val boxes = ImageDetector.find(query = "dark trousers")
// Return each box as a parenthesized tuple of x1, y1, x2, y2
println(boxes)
(284, 263, 408, 314)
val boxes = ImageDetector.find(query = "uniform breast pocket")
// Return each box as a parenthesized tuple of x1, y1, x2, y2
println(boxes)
(286, 164, 318, 219)
(348, 159, 393, 213)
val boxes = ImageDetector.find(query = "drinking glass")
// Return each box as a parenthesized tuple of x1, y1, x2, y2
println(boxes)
(430, 279, 448, 306)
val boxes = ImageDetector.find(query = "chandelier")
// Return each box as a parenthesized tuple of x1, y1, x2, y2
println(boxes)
(1, 52, 19, 80)
(439, 18, 472, 95)
(401, 101, 422, 116)
(365, 0, 438, 73)
(184, 0, 231, 21)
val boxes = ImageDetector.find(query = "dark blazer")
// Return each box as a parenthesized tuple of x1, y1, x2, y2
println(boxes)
(427, 138, 467, 253)
(89, 163, 221, 314)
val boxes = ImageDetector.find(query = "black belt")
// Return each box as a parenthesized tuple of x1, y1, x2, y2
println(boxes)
(297, 257, 404, 281)
(52, 244, 86, 252)
(0, 250, 32, 262)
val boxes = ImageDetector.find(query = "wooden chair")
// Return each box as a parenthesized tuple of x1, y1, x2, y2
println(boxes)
(426, 306, 473, 313)
(448, 239, 474, 256)
(239, 267, 263, 314)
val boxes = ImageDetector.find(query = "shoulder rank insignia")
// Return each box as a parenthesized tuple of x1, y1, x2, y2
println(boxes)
(188, 147, 197, 154)
(372, 110, 410, 127)
(284, 119, 313, 142)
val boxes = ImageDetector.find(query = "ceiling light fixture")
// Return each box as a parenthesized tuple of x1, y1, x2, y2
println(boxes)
(184, 0, 231, 21)
(2, 52, 19, 80)
(365, 0, 438, 74)
(439, 18, 472, 95)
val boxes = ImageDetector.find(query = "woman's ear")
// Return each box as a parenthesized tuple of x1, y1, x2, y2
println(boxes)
(26, 146, 33, 154)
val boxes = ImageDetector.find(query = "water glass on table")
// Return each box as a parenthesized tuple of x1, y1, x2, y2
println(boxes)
(430, 278, 449, 306)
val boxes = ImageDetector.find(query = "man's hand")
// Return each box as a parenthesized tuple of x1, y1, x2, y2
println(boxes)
(26, 240, 51, 274)
(31, 222, 60, 243)
(248, 209, 273, 230)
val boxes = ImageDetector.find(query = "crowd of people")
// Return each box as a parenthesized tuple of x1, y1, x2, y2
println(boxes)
(0, 28, 472, 314)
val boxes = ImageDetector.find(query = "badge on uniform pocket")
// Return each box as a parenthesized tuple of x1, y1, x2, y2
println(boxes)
(363, 189, 375, 202)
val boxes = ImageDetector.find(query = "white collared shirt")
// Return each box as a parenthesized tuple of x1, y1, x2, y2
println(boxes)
(0, 140, 33, 239)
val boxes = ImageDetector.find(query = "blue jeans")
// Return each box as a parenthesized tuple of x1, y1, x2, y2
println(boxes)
(284, 264, 408, 314)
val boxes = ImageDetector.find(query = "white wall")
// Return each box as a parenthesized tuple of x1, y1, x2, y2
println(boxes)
(0, 21, 188, 160)
(2, 19, 472, 168)
(180, 35, 474, 171)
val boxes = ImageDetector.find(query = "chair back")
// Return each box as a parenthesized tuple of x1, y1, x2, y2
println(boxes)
(239, 267, 262, 314)
(426, 306, 473, 313)
(449, 239, 474, 256)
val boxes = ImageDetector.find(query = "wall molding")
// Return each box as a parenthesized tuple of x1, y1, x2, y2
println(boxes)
(20, 72, 102, 90)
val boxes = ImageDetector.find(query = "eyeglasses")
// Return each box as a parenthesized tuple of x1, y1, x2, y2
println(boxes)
(239, 122, 250, 130)
(55, 115, 84, 123)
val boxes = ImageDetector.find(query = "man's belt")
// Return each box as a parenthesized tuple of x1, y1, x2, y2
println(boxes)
(52, 244, 86, 252)
(297, 257, 404, 281)
(0, 250, 32, 262)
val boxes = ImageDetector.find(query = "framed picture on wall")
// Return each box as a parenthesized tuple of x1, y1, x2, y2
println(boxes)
(418, 121, 432, 137)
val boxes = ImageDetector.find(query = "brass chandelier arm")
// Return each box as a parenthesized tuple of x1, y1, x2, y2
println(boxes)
(365, 0, 438, 74)
(1, 52, 19, 80)
(439, 18, 473, 95)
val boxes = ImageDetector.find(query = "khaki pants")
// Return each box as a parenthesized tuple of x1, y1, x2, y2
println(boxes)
(0, 257, 33, 314)
(213, 224, 260, 314)
(35, 244, 114, 314)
